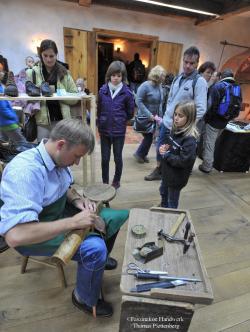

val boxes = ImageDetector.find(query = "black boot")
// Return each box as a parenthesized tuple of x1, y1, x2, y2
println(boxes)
(105, 256, 118, 270)
(4, 71, 18, 97)
(160, 195, 168, 208)
(144, 166, 162, 181)
(72, 291, 113, 317)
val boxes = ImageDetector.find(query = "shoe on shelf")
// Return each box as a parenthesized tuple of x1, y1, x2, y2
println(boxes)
(143, 156, 150, 163)
(105, 256, 118, 270)
(0, 236, 9, 253)
(72, 291, 113, 317)
(111, 181, 120, 190)
(41, 81, 53, 97)
(4, 71, 18, 97)
(198, 165, 211, 174)
(133, 153, 144, 164)
(144, 166, 162, 181)
(25, 80, 41, 96)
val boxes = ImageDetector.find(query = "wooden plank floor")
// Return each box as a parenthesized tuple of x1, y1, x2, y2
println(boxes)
(1, 141, 250, 332)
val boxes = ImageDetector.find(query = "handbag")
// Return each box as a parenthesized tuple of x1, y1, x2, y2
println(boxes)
(23, 116, 37, 142)
(133, 115, 155, 133)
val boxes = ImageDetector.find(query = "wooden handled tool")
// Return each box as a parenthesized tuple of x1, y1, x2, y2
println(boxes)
(169, 213, 186, 237)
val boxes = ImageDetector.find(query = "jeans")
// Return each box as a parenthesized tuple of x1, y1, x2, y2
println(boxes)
(135, 132, 153, 158)
(159, 182, 180, 209)
(17, 235, 107, 307)
(100, 135, 125, 184)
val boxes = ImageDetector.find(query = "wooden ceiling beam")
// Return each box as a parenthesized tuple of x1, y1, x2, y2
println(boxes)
(93, 0, 223, 14)
(195, 3, 250, 26)
(92, 0, 197, 21)
(79, 0, 92, 6)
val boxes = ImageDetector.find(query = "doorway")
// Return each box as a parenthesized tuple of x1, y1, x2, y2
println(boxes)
(63, 27, 182, 95)
(98, 42, 113, 90)
(95, 29, 158, 93)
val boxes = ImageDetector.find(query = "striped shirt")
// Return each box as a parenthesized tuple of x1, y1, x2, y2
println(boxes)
(0, 140, 73, 235)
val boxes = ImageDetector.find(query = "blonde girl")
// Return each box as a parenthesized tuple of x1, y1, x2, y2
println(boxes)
(159, 101, 198, 208)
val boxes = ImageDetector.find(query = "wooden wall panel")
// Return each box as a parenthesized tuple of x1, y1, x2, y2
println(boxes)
(156, 41, 183, 75)
(149, 39, 158, 69)
(63, 27, 88, 81)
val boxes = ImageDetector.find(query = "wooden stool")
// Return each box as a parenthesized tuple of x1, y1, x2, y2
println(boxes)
(82, 183, 116, 207)
(21, 256, 67, 288)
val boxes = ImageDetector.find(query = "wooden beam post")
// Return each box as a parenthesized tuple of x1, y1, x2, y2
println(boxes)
(79, 0, 92, 7)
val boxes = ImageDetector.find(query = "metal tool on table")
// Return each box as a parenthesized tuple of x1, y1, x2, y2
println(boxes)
(132, 241, 163, 263)
(157, 212, 186, 244)
(131, 272, 201, 283)
(183, 232, 195, 254)
(157, 213, 195, 254)
(184, 221, 191, 240)
(130, 279, 186, 293)
(127, 262, 168, 275)
(158, 229, 186, 244)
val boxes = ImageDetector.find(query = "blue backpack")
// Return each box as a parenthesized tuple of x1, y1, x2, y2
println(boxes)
(218, 82, 242, 120)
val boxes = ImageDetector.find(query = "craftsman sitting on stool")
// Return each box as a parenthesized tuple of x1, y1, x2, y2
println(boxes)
(0, 119, 128, 317)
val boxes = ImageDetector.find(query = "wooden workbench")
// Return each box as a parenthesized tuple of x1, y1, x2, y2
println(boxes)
(0, 93, 97, 185)
(120, 207, 214, 332)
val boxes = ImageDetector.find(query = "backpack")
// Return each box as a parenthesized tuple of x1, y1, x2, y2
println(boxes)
(217, 82, 241, 120)
(131, 62, 145, 83)
(171, 73, 200, 97)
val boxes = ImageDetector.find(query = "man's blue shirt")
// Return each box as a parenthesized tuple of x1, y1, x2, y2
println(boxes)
(0, 141, 73, 235)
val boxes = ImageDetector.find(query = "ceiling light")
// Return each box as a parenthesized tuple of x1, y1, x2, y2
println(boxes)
(133, 0, 219, 17)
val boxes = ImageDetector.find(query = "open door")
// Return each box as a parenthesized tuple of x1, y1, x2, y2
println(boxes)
(156, 41, 183, 75)
(64, 28, 97, 94)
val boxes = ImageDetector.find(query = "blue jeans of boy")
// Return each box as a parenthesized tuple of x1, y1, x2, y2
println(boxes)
(17, 235, 107, 307)
(159, 182, 180, 209)
(100, 135, 125, 184)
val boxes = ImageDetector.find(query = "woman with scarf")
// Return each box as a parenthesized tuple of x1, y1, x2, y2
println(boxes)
(97, 61, 134, 189)
(26, 39, 77, 141)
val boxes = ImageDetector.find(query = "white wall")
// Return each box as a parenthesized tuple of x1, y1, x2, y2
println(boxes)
(1, 0, 250, 74)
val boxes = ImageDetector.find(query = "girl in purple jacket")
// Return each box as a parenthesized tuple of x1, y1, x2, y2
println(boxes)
(97, 61, 134, 189)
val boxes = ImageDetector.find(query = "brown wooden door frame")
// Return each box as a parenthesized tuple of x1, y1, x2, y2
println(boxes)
(94, 28, 159, 64)
(64, 27, 183, 94)
(94, 28, 159, 93)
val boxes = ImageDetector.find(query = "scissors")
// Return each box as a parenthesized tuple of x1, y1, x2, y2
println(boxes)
(126, 262, 168, 275)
